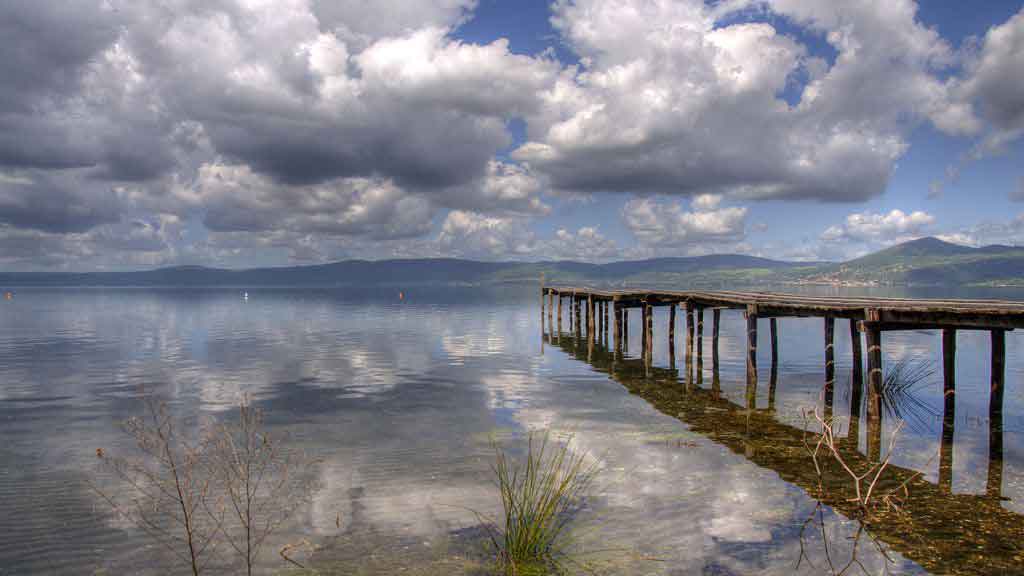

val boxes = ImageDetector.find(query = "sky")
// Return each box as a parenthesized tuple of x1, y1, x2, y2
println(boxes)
(1, 0, 1023, 271)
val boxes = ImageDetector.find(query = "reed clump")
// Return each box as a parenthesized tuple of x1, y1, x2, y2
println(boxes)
(485, 432, 598, 575)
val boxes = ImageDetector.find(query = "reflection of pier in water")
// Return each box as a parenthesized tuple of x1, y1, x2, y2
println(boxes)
(540, 287, 1022, 575)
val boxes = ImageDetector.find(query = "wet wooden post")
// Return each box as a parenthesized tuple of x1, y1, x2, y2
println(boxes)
(612, 301, 621, 351)
(540, 285, 546, 332)
(864, 309, 883, 462)
(988, 329, 1006, 499)
(557, 294, 563, 335)
(668, 303, 676, 368)
(939, 328, 956, 494)
(712, 308, 721, 374)
(824, 316, 835, 413)
(596, 300, 602, 342)
(644, 302, 654, 369)
(577, 295, 585, 332)
(745, 304, 758, 409)
(548, 291, 554, 334)
(640, 304, 648, 359)
(623, 308, 629, 351)
(569, 296, 574, 334)
(696, 307, 704, 385)
(850, 318, 864, 395)
(848, 319, 864, 447)
(685, 302, 695, 386)
(603, 300, 609, 344)
(587, 295, 596, 343)
(768, 318, 778, 410)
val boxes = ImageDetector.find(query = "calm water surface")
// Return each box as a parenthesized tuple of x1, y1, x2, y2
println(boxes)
(0, 286, 1022, 575)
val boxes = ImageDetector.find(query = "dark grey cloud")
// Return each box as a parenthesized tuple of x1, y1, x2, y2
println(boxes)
(0, 173, 122, 233)
(0, 0, 119, 113)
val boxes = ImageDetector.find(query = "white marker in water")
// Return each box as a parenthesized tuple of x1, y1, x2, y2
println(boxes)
(243, 292, 249, 301)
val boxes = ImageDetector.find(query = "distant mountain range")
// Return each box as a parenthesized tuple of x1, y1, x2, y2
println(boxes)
(2, 237, 1024, 288)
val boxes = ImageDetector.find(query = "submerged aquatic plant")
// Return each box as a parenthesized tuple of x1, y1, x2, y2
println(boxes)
(879, 357, 938, 432)
(485, 432, 598, 575)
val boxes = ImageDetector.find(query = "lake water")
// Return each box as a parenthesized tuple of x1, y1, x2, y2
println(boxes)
(1, 286, 1022, 575)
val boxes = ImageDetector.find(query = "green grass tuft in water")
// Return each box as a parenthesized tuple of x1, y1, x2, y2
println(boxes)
(485, 432, 598, 575)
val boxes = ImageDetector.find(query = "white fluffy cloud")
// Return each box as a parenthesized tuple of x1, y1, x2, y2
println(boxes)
(623, 194, 748, 255)
(0, 0, 1022, 268)
(513, 0, 960, 202)
(956, 8, 1024, 150)
(437, 210, 617, 261)
(820, 209, 935, 243)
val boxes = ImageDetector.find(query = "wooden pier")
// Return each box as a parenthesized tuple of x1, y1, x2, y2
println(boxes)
(542, 285, 1019, 469)
(541, 286, 1020, 408)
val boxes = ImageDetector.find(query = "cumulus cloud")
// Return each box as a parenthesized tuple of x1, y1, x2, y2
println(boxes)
(514, 0, 959, 202)
(622, 195, 748, 255)
(187, 163, 434, 240)
(957, 8, 1024, 150)
(0, 0, 1021, 268)
(820, 209, 935, 243)
(437, 210, 617, 261)
(812, 208, 936, 259)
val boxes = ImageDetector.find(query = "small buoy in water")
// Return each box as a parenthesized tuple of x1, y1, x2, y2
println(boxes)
(243, 292, 249, 301)
(399, 291, 404, 300)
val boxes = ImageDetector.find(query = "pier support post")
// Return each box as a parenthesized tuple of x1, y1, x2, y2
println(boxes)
(557, 295, 563, 335)
(696, 307, 704, 385)
(850, 318, 863, 397)
(540, 287, 546, 331)
(669, 304, 676, 367)
(848, 320, 864, 447)
(825, 316, 835, 412)
(587, 295, 596, 343)
(988, 329, 1006, 499)
(939, 329, 956, 494)
(864, 310, 883, 461)
(613, 302, 621, 351)
(645, 302, 654, 369)
(640, 305, 647, 358)
(768, 318, 778, 410)
(712, 309, 721, 397)
(686, 302, 695, 386)
(548, 291, 554, 333)
(623, 308, 629, 351)
(745, 304, 758, 408)
(603, 301, 609, 344)
(575, 297, 582, 336)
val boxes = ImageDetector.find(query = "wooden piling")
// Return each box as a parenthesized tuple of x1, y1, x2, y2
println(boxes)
(557, 295, 563, 334)
(988, 329, 1006, 499)
(939, 328, 956, 492)
(746, 304, 758, 408)
(645, 302, 654, 367)
(668, 304, 676, 367)
(824, 316, 835, 410)
(587, 295, 596, 343)
(864, 310, 883, 420)
(548, 291, 554, 332)
(712, 308, 720, 375)
(598, 301, 606, 340)
(640, 305, 647, 358)
(848, 320, 864, 448)
(696, 307, 704, 385)
(613, 302, 621, 351)
(685, 302, 695, 368)
(623, 308, 629, 350)
(850, 317, 863, 395)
